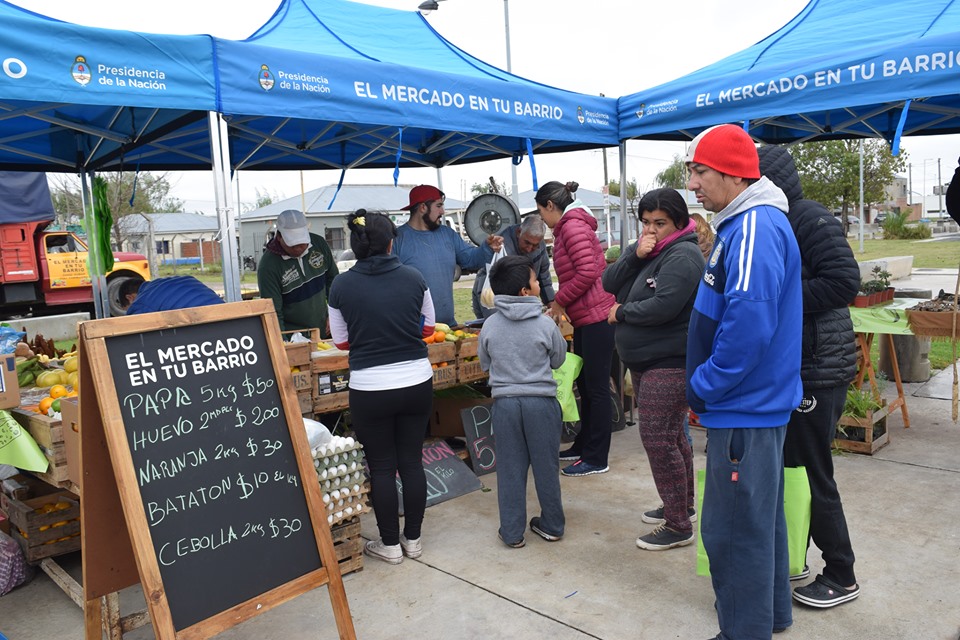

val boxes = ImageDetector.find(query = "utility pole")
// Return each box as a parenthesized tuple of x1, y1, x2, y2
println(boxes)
(938, 158, 943, 216)
(908, 162, 912, 206)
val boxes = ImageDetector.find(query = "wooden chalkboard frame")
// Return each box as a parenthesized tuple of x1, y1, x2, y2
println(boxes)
(77, 300, 355, 640)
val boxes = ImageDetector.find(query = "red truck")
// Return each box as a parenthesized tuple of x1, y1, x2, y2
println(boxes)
(0, 173, 150, 318)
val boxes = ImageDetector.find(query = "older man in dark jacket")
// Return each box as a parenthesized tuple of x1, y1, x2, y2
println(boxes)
(759, 145, 862, 610)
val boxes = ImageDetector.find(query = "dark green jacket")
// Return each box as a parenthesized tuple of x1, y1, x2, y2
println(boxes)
(258, 233, 338, 335)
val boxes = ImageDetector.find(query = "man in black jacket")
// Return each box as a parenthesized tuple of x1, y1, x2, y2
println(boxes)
(758, 145, 862, 609)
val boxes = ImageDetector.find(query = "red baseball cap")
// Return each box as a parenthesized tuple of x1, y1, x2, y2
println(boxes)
(402, 185, 445, 211)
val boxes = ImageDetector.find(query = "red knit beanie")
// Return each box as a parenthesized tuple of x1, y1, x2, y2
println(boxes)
(685, 124, 760, 179)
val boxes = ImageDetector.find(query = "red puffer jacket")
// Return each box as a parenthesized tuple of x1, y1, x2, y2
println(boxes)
(552, 205, 615, 327)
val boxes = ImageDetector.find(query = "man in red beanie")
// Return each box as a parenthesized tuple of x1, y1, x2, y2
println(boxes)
(684, 124, 803, 639)
(393, 185, 503, 325)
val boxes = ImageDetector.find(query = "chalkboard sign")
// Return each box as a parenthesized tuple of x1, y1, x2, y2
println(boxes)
(398, 439, 481, 512)
(460, 404, 497, 476)
(79, 301, 355, 640)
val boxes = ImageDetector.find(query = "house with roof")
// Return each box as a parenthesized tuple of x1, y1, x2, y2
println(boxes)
(239, 184, 467, 258)
(117, 212, 221, 268)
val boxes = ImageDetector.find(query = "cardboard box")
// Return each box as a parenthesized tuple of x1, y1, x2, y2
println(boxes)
(429, 395, 493, 438)
(60, 397, 80, 490)
(0, 353, 19, 409)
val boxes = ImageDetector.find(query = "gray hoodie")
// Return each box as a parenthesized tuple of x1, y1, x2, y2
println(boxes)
(478, 295, 567, 398)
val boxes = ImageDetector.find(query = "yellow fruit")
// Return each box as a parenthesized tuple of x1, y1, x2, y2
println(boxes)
(35, 370, 63, 388)
(38, 397, 55, 414)
(63, 356, 78, 373)
(66, 371, 79, 389)
(50, 385, 68, 399)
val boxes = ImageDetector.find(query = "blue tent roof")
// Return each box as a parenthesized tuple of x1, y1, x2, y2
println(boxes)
(0, 0, 216, 172)
(213, 0, 618, 173)
(618, 0, 960, 145)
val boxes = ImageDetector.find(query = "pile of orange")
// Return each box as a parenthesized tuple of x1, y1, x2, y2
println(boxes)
(423, 331, 446, 344)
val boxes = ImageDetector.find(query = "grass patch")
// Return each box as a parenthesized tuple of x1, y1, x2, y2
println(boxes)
(848, 238, 960, 269)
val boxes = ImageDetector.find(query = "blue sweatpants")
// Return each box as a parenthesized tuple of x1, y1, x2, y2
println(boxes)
(702, 426, 792, 639)
(493, 395, 565, 543)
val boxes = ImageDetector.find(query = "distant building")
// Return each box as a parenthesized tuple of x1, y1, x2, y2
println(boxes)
(239, 184, 467, 258)
(117, 212, 220, 267)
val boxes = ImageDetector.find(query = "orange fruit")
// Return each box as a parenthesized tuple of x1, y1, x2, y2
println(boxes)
(439, 362, 448, 368)
(434, 331, 446, 342)
(38, 397, 55, 414)
(49, 384, 68, 399)
(431, 363, 438, 370)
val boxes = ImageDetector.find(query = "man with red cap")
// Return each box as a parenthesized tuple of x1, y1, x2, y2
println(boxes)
(393, 185, 503, 325)
(684, 124, 803, 639)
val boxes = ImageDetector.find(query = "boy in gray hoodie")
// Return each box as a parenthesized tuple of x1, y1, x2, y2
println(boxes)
(479, 255, 568, 547)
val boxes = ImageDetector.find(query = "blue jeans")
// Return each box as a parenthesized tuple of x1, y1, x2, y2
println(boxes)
(493, 395, 565, 543)
(702, 426, 792, 639)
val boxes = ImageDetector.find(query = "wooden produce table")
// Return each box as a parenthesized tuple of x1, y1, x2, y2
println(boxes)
(846, 300, 914, 451)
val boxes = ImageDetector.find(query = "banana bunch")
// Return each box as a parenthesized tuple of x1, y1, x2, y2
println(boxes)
(15, 356, 43, 387)
(315, 341, 333, 351)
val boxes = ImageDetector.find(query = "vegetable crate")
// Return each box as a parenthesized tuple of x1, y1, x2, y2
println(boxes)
(836, 399, 890, 455)
(10, 409, 70, 488)
(428, 342, 457, 389)
(456, 337, 486, 384)
(312, 348, 350, 414)
(1, 490, 80, 562)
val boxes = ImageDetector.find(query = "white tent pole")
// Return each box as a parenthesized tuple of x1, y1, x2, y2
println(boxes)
(619, 141, 627, 249)
(857, 138, 866, 253)
(209, 112, 241, 302)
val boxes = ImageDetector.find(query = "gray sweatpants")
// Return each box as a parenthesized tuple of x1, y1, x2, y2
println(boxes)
(493, 395, 565, 543)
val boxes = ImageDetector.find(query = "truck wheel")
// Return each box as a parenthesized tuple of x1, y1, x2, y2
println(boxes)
(106, 276, 143, 317)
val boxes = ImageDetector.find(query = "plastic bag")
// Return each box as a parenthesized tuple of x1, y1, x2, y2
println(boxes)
(303, 417, 333, 451)
(0, 326, 25, 355)
(552, 352, 584, 422)
(480, 248, 506, 309)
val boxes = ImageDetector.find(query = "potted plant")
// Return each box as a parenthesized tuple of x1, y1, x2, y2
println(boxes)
(852, 281, 871, 307)
(835, 385, 889, 454)
(870, 265, 894, 301)
(860, 277, 886, 306)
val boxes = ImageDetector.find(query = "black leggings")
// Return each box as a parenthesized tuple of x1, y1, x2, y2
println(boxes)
(350, 379, 432, 545)
(572, 321, 615, 467)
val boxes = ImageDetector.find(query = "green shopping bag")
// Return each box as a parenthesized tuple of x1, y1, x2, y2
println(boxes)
(696, 466, 811, 577)
(552, 352, 583, 422)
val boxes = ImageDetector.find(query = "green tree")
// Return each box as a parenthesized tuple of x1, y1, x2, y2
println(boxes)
(471, 177, 508, 197)
(654, 154, 688, 189)
(253, 187, 278, 210)
(49, 171, 182, 249)
(608, 178, 641, 239)
(790, 140, 907, 233)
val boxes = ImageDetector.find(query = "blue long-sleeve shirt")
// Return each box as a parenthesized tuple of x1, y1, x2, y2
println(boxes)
(392, 223, 491, 325)
(686, 177, 803, 428)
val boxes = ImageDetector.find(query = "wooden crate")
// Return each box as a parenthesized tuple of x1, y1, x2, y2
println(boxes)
(330, 518, 363, 576)
(835, 400, 891, 455)
(457, 359, 486, 384)
(281, 328, 320, 368)
(1, 490, 81, 562)
(428, 342, 457, 389)
(10, 409, 71, 487)
(456, 337, 479, 359)
(312, 349, 351, 413)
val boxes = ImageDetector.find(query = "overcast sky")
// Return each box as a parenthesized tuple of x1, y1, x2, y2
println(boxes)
(12, 0, 960, 213)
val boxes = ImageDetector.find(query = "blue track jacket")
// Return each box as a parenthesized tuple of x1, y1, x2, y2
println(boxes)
(686, 177, 803, 428)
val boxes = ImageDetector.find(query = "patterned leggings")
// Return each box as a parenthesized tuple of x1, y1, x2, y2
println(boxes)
(631, 367, 695, 533)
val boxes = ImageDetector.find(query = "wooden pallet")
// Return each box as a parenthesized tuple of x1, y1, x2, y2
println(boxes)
(331, 518, 363, 576)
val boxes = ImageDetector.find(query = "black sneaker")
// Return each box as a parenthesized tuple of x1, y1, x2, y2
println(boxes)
(561, 460, 609, 476)
(497, 532, 525, 548)
(558, 448, 580, 461)
(792, 575, 860, 608)
(635, 524, 694, 550)
(789, 564, 810, 581)
(641, 505, 697, 525)
(529, 517, 562, 542)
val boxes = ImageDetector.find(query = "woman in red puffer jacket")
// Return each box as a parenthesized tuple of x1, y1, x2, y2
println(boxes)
(536, 181, 616, 477)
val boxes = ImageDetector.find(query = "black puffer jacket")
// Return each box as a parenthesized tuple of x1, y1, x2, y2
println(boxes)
(758, 145, 860, 388)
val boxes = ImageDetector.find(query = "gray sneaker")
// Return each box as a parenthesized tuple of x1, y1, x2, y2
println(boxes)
(641, 505, 697, 525)
(400, 534, 422, 559)
(364, 539, 403, 564)
(636, 524, 694, 551)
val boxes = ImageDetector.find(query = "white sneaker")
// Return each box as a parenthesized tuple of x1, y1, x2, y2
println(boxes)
(364, 539, 402, 564)
(399, 534, 422, 559)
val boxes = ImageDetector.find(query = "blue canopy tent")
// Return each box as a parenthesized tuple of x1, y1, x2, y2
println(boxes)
(213, 0, 618, 175)
(0, 0, 619, 307)
(618, 0, 960, 146)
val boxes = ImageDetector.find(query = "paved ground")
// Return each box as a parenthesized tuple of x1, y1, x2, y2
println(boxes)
(3, 269, 960, 639)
